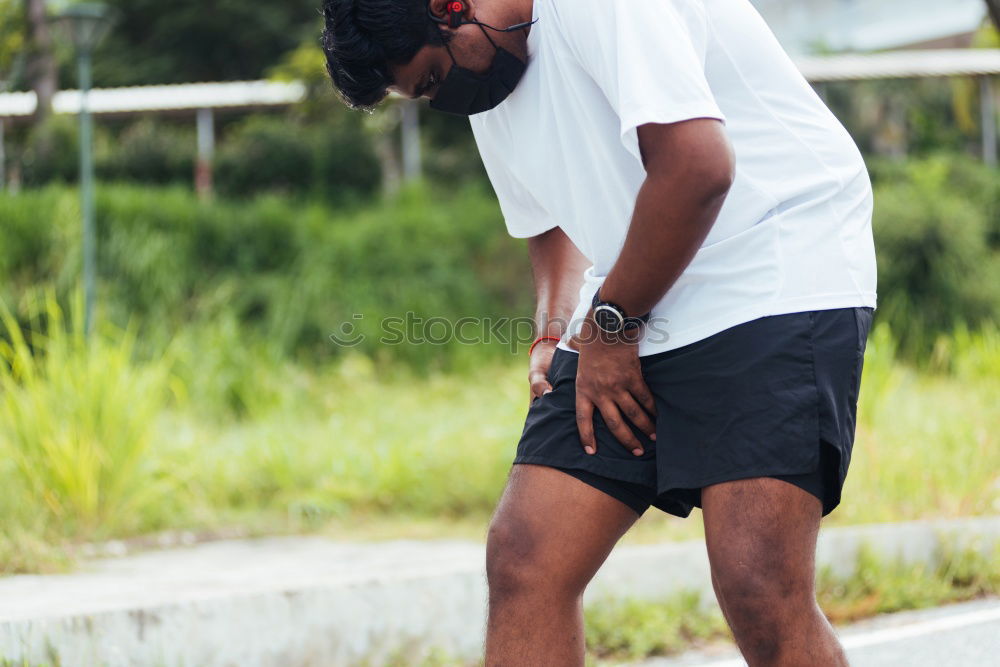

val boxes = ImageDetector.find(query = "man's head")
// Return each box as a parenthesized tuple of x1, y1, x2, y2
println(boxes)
(321, 0, 531, 112)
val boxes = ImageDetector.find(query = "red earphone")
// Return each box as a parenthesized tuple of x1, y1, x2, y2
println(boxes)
(447, 1, 465, 29)
(429, 1, 535, 33)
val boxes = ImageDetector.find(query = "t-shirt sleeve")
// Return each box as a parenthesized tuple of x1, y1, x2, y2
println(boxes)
(561, 0, 725, 161)
(473, 126, 558, 239)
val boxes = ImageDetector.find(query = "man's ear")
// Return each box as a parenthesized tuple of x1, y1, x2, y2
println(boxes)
(427, 0, 476, 29)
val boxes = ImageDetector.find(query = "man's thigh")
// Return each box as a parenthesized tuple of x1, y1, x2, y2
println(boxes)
(701, 476, 823, 596)
(487, 463, 641, 592)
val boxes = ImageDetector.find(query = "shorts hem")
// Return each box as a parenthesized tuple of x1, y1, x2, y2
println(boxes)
(513, 455, 657, 488)
(661, 465, 841, 517)
(513, 459, 843, 519)
(658, 464, 822, 497)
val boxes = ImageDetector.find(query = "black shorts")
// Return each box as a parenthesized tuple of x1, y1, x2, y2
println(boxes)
(514, 308, 873, 518)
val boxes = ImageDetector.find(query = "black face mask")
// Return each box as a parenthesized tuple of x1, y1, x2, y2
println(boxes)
(429, 23, 528, 117)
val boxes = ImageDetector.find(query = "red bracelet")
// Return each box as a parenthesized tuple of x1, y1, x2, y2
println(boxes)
(529, 336, 562, 356)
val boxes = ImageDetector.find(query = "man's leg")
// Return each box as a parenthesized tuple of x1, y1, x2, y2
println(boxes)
(702, 476, 848, 667)
(484, 463, 641, 666)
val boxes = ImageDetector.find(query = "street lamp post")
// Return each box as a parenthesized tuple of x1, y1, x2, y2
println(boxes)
(55, 3, 112, 337)
(0, 116, 6, 192)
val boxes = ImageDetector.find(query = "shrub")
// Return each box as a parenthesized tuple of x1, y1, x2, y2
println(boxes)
(4, 153, 998, 367)
(312, 121, 381, 200)
(871, 156, 1000, 357)
(19, 116, 81, 186)
(0, 183, 532, 369)
(869, 154, 1000, 248)
(214, 114, 380, 200)
(97, 118, 196, 185)
(214, 115, 315, 197)
(0, 187, 79, 307)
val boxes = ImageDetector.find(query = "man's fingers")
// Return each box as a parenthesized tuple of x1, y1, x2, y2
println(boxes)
(597, 401, 645, 457)
(629, 378, 657, 418)
(575, 398, 597, 455)
(618, 392, 656, 441)
(530, 380, 553, 403)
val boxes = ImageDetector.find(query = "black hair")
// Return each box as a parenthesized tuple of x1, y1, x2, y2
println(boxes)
(321, 0, 448, 111)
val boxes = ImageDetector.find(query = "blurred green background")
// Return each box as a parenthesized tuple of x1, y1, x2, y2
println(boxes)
(0, 1, 998, 575)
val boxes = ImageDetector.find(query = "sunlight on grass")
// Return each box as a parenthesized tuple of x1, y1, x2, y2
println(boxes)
(0, 301, 997, 573)
(584, 543, 1000, 663)
(0, 294, 185, 549)
(585, 591, 730, 662)
(817, 541, 1000, 623)
(840, 324, 1000, 524)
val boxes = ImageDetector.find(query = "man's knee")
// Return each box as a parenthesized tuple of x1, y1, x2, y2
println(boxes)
(486, 512, 586, 601)
(711, 544, 817, 630)
(486, 513, 529, 598)
(714, 568, 826, 664)
(717, 567, 812, 615)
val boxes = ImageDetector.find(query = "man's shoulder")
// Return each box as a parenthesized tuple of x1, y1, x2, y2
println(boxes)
(545, 0, 704, 46)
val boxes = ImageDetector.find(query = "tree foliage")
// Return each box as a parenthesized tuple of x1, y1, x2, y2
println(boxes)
(91, 0, 321, 86)
(0, 0, 25, 86)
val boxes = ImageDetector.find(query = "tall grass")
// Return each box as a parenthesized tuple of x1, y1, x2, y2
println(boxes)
(0, 294, 184, 542)
(582, 542, 1000, 662)
(0, 295, 1000, 571)
(0, 296, 996, 573)
(817, 542, 1000, 623)
(186, 354, 525, 525)
(842, 324, 1000, 524)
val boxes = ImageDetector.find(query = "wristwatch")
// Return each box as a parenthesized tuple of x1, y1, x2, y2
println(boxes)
(591, 289, 650, 335)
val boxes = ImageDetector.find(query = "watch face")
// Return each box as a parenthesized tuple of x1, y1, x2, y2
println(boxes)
(593, 305, 625, 333)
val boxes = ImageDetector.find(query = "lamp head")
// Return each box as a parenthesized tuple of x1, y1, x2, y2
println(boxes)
(55, 3, 114, 54)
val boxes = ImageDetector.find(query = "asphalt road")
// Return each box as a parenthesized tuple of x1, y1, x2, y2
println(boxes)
(632, 597, 1000, 667)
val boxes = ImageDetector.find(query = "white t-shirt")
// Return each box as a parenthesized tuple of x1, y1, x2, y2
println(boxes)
(469, 0, 877, 356)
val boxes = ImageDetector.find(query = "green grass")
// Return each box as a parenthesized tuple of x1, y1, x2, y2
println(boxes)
(0, 293, 186, 545)
(0, 294, 998, 574)
(585, 591, 730, 662)
(841, 325, 1000, 523)
(584, 543, 1000, 662)
(0, 297, 997, 663)
(817, 542, 1000, 623)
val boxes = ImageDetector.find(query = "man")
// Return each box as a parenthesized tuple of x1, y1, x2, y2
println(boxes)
(322, 0, 876, 664)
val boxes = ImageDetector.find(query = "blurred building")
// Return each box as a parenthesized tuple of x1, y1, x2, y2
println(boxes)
(752, 0, 990, 54)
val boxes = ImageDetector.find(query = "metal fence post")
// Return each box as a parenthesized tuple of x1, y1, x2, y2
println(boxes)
(196, 107, 215, 198)
(401, 100, 422, 183)
(982, 75, 998, 168)
(0, 117, 5, 191)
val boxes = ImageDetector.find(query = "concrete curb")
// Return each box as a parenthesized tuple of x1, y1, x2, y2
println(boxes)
(590, 516, 1000, 605)
(1, 517, 998, 666)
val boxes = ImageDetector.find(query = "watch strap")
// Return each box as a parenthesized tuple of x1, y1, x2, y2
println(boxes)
(591, 289, 650, 333)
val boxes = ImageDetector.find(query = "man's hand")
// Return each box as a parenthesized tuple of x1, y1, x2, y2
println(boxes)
(526, 227, 590, 405)
(570, 314, 656, 457)
(528, 339, 559, 404)
(561, 119, 729, 457)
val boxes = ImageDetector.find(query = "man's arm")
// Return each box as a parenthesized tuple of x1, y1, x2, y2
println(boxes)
(600, 119, 734, 315)
(526, 227, 591, 401)
(574, 118, 735, 455)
